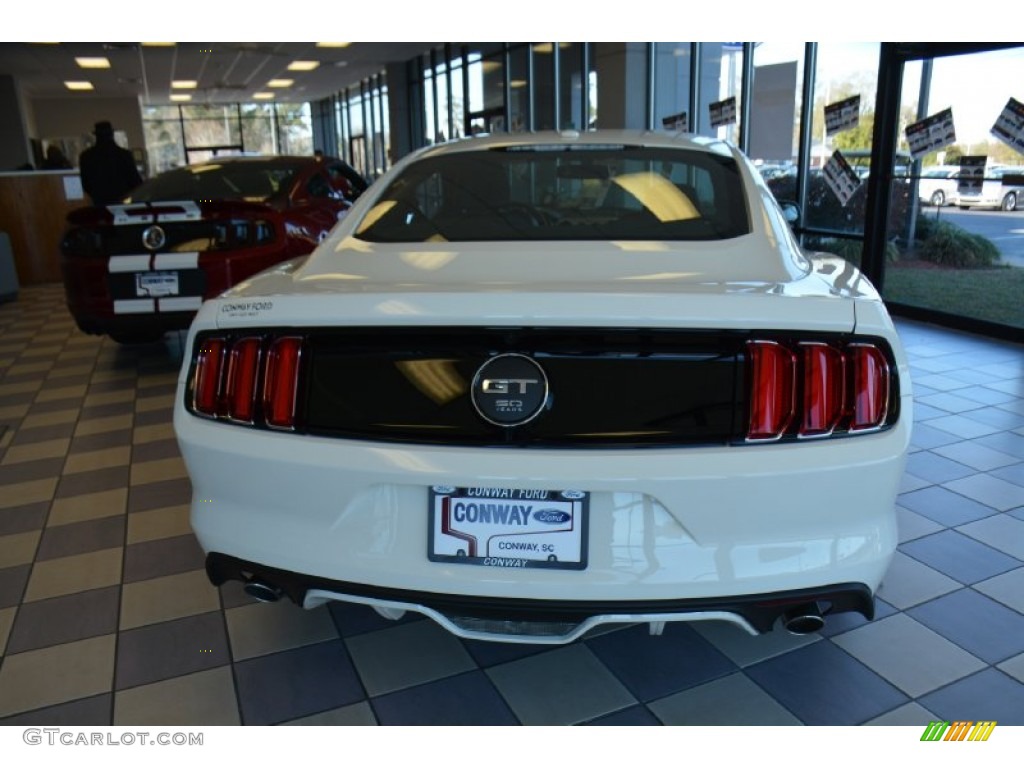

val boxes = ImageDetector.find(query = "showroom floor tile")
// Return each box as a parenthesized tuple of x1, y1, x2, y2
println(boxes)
(0, 284, 1023, 725)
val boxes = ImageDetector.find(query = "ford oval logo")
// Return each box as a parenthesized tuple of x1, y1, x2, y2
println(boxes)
(142, 224, 166, 251)
(533, 508, 571, 525)
(560, 490, 585, 500)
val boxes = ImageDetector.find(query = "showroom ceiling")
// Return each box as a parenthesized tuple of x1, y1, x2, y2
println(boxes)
(0, 42, 437, 105)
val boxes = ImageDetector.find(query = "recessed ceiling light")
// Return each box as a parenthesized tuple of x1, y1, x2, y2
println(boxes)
(316, 42, 351, 48)
(267, 79, 294, 88)
(170, 94, 192, 102)
(510, 79, 527, 88)
(532, 43, 572, 54)
(75, 57, 111, 69)
(253, 92, 274, 100)
(482, 61, 501, 73)
(287, 60, 320, 72)
(141, 42, 176, 47)
(64, 81, 94, 91)
(172, 80, 197, 89)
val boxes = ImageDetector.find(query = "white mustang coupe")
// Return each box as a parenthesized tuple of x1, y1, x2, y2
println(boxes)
(174, 130, 911, 644)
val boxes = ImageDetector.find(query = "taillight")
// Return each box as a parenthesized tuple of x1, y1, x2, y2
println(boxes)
(800, 342, 845, 438)
(192, 337, 226, 416)
(187, 334, 303, 429)
(747, 338, 893, 442)
(849, 344, 889, 432)
(747, 341, 796, 441)
(213, 219, 276, 250)
(224, 337, 261, 423)
(263, 337, 303, 430)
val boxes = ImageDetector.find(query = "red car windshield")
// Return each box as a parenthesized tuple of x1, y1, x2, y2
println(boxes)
(126, 159, 306, 204)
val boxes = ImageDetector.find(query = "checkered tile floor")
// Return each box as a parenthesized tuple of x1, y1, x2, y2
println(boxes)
(1, 283, 1023, 725)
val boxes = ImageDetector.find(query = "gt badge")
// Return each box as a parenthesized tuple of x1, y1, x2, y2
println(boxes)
(471, 354, 549, 427)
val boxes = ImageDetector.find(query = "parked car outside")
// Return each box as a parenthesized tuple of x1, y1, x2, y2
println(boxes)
(60, 155, 368, 343)
(174, 130, 912, 645)
(917, 165, 960, 206)
(957, 166, 1024, 211)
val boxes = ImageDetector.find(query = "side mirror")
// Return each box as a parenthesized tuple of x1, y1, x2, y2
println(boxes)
(779, 200, 801, 226)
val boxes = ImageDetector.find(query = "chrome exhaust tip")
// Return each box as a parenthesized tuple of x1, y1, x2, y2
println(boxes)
(243, 580, 282, 603)
(782, 603, 825, 635)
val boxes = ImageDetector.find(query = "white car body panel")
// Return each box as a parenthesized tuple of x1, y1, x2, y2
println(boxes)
(175, 130, 910, 643)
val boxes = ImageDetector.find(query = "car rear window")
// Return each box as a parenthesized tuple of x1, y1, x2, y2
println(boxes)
(354, 146, 751, 242)
(127, 160, 304, 203)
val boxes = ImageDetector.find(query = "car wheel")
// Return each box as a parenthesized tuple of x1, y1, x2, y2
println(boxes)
(109, 331, 165, 345)
(1001, 192, 1018, 212)
(930, 190, 945, 206)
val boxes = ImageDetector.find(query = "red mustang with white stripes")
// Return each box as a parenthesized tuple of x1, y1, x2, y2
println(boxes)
(60, 155, 367, 344)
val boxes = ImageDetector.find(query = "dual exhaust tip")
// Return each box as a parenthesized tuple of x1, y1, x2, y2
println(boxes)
(781, 602, 825, 635)
(243, 579, 282, 603)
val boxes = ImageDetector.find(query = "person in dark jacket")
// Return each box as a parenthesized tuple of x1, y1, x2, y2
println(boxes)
(42, 145, 72, 170)
(78, 121, 143, 206)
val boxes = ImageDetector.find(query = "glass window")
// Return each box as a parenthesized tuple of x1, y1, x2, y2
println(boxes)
(696, 43, 743, 143)
(559, 43, 586, 131)
(468, 52, 506, 134)
(180, 104, 241, 148)
(508, 45, 530, 132)
(353, 145, 750, 243)
(449, 60, 465, 139)
(142, 105, 185, 175)
(653, 43, 691, 131)
(240, 103, 277, 156)
(276, 103, 313, 156)
(803, 43, 881, 237)
(884, 46, 1024, 332)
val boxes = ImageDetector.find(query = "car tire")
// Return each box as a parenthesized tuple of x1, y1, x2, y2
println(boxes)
(930, 190, 945, 206)
(958, 205, 970, 210)
(1001, 192, 1017, 212)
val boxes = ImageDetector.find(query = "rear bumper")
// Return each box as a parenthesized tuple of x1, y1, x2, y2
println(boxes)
(208, 551, 874, 643)
(178, 398, 910, 643)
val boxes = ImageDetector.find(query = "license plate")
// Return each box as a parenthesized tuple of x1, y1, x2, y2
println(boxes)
(428, 486, 588, 570)
(135, 271, 179, 297)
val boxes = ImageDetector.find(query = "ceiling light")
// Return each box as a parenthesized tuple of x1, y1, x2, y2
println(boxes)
(532, 43, 572, 54)
(510, 79, 527, 88)
(75, 57, 111, 69)
(170, 94, 192, 102)
(64, 81, 94, 91)
(287, 60, 320, 72)
(316, 42, 350, 48)
(141, 42, 176, 47)
(267, 79, 294, 88)
(253, 92, 274, 100)
(172, 80, 197, 89)
(482, 61, 501, 73)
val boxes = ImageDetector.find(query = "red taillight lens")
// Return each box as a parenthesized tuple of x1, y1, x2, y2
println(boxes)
(192, 337, 226, 416)
(747, 339, 892, 441)
(800, 343, 845, 437)
(849, 344, 889, 431)
(263, 337, 303, 429)
(747, 341, 796, 441)
(224, 337, 261, 423)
